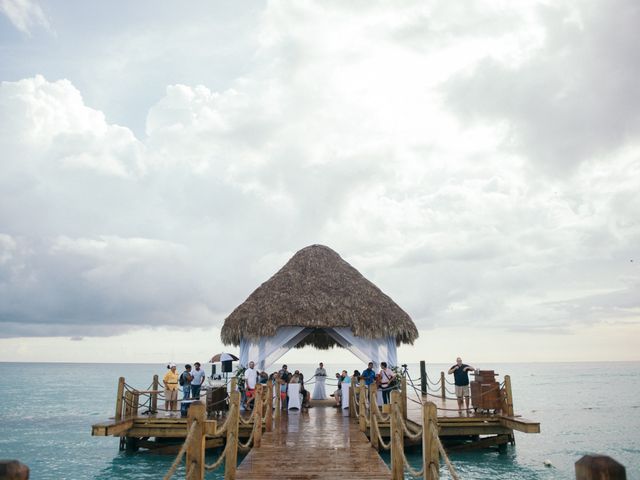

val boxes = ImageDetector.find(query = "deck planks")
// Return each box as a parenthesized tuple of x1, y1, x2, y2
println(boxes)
(236, 406, 391, 479)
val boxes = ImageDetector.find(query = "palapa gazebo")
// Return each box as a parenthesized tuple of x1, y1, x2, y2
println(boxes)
(221, 244, 418, 370)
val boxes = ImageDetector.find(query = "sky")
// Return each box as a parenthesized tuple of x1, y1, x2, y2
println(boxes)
(0, 0, 638, 365)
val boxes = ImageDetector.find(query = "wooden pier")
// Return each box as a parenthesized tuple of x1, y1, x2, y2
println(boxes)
(237, 404, 391, 479)
(92, 367, 541, 479)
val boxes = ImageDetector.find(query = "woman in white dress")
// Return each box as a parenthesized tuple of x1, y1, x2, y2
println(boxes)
(312, 362, 327, 399)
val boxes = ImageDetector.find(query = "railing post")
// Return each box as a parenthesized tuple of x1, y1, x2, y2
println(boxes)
(124, 391, 133, 418)
(370, 383, 379, 450)
(225, 391, 240, 480)
(440, 372, 446, 399)
(275, 379, 281, 422)
(575, 455, 626, 480)
(115, 377, 125, 420)
(420, 361, 427, 396)
(254, 384, 262, 448)
(359, 380, 367, 432)
(503, 375, 514, 416)
(349, 376, 356, 418)
(424, 401, 439, 480)
(151, 375, 159, 414)
(186, 401, 205, 480)
(390, 390, 403, 480)
(401, 376, 408, 421)
(265, 380, 273, 432)
(132, 390, 140, 417)
(230, 377, 237, 391)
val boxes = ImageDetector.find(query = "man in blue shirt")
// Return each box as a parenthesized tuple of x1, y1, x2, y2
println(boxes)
(361, 362, 376, 386)
(448, 357, 475, 413)
(190, 362, 206, 399)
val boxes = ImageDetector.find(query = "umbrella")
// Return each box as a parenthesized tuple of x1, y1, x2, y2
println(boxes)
(209, 352, 239, 363)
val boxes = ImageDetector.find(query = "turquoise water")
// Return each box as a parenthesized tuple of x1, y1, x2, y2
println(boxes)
(0, 362, 638, 479)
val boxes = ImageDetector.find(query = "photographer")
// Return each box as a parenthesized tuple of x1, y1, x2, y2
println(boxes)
(448, 357, 475, 413)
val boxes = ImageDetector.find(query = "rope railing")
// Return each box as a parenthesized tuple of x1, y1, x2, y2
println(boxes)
(430, 423, 460, 480)
(203, 439, 230, 471)
(162, 421, 198, 480)
(156, 379, 273, 480)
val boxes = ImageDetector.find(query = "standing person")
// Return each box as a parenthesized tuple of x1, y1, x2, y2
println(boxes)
(180, 364, 192, 400)
(379, 362, 395, 404)
(362, 362, 376, 387)
(244, 361, 258, 410)
(190, 362, 206, 399)
(312, 362, 327, 400)
(163, 363, 179, 414)
(448, 357, 475, 413)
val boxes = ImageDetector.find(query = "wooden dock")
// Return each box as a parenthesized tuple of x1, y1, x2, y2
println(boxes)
(92, 370, 541, 479)
(237, 406, 391, 479)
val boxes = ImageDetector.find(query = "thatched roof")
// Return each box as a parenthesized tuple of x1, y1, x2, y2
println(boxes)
(221, 245, 418, 348)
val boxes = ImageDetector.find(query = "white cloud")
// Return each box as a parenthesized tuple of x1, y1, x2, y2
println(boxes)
(0, 2, 638, 361)
(0, 0, 50, 35)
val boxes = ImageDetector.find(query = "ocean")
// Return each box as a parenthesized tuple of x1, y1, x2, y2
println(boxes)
(0, 361, 638, 479)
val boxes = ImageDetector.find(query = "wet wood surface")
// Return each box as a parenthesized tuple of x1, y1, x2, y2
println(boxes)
(237, 406, 391, 479)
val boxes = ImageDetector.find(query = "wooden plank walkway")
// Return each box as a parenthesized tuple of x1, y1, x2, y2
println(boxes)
(237, 406, 391, 479)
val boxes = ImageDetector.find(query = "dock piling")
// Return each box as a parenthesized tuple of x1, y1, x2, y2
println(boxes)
(186, 401, 206, 480)
(225, 391, 240, 480)
(151, 375, 159, 413)
(0, 460, 29, 480)
(440, 372, 446, 399)
(115, 376, 125, 420)
(390, 390, 403, 480)
(420, 361, 427, 396)
(576, 455, 626, 480)
(423, 401, 439, 480)
(254, 384, 262, 448)
(265, 379, 273, 432)
(369, 383, 379, 450)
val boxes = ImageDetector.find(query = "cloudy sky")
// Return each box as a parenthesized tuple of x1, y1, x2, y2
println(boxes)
(0, 0, 638, 365)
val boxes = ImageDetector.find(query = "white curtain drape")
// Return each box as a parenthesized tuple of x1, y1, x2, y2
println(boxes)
(239, 326, 398, 370)
(239, 326, 306, 370)
(326, 327, 397, 368)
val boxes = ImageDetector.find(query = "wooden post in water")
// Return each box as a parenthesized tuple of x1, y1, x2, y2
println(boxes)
(225, 391, 240, 480)
(0, 460, 29, 480)
(265, 379, 273, 432)
(440, 372, 446, 399)
(151, 375, 158, 414)
(359, 379, 367, 432)
(349, 376, 356, 418)
(575, 455, 626, 480)
(370, 383, 379, 450)
(401, 376, 408, 421)
(115, 377, 125, 420)
(186, 401, 205, 480)
(390, 390, 403, 480)
(423, 401, 439, 480)
(254, 384, 262, 448)
(420, 361, 427, 396)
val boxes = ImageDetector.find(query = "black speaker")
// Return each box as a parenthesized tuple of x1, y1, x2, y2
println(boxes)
(221, 360, 233, 373)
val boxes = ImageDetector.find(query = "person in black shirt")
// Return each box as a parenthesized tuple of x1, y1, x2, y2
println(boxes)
(448, 357, 475, 413)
